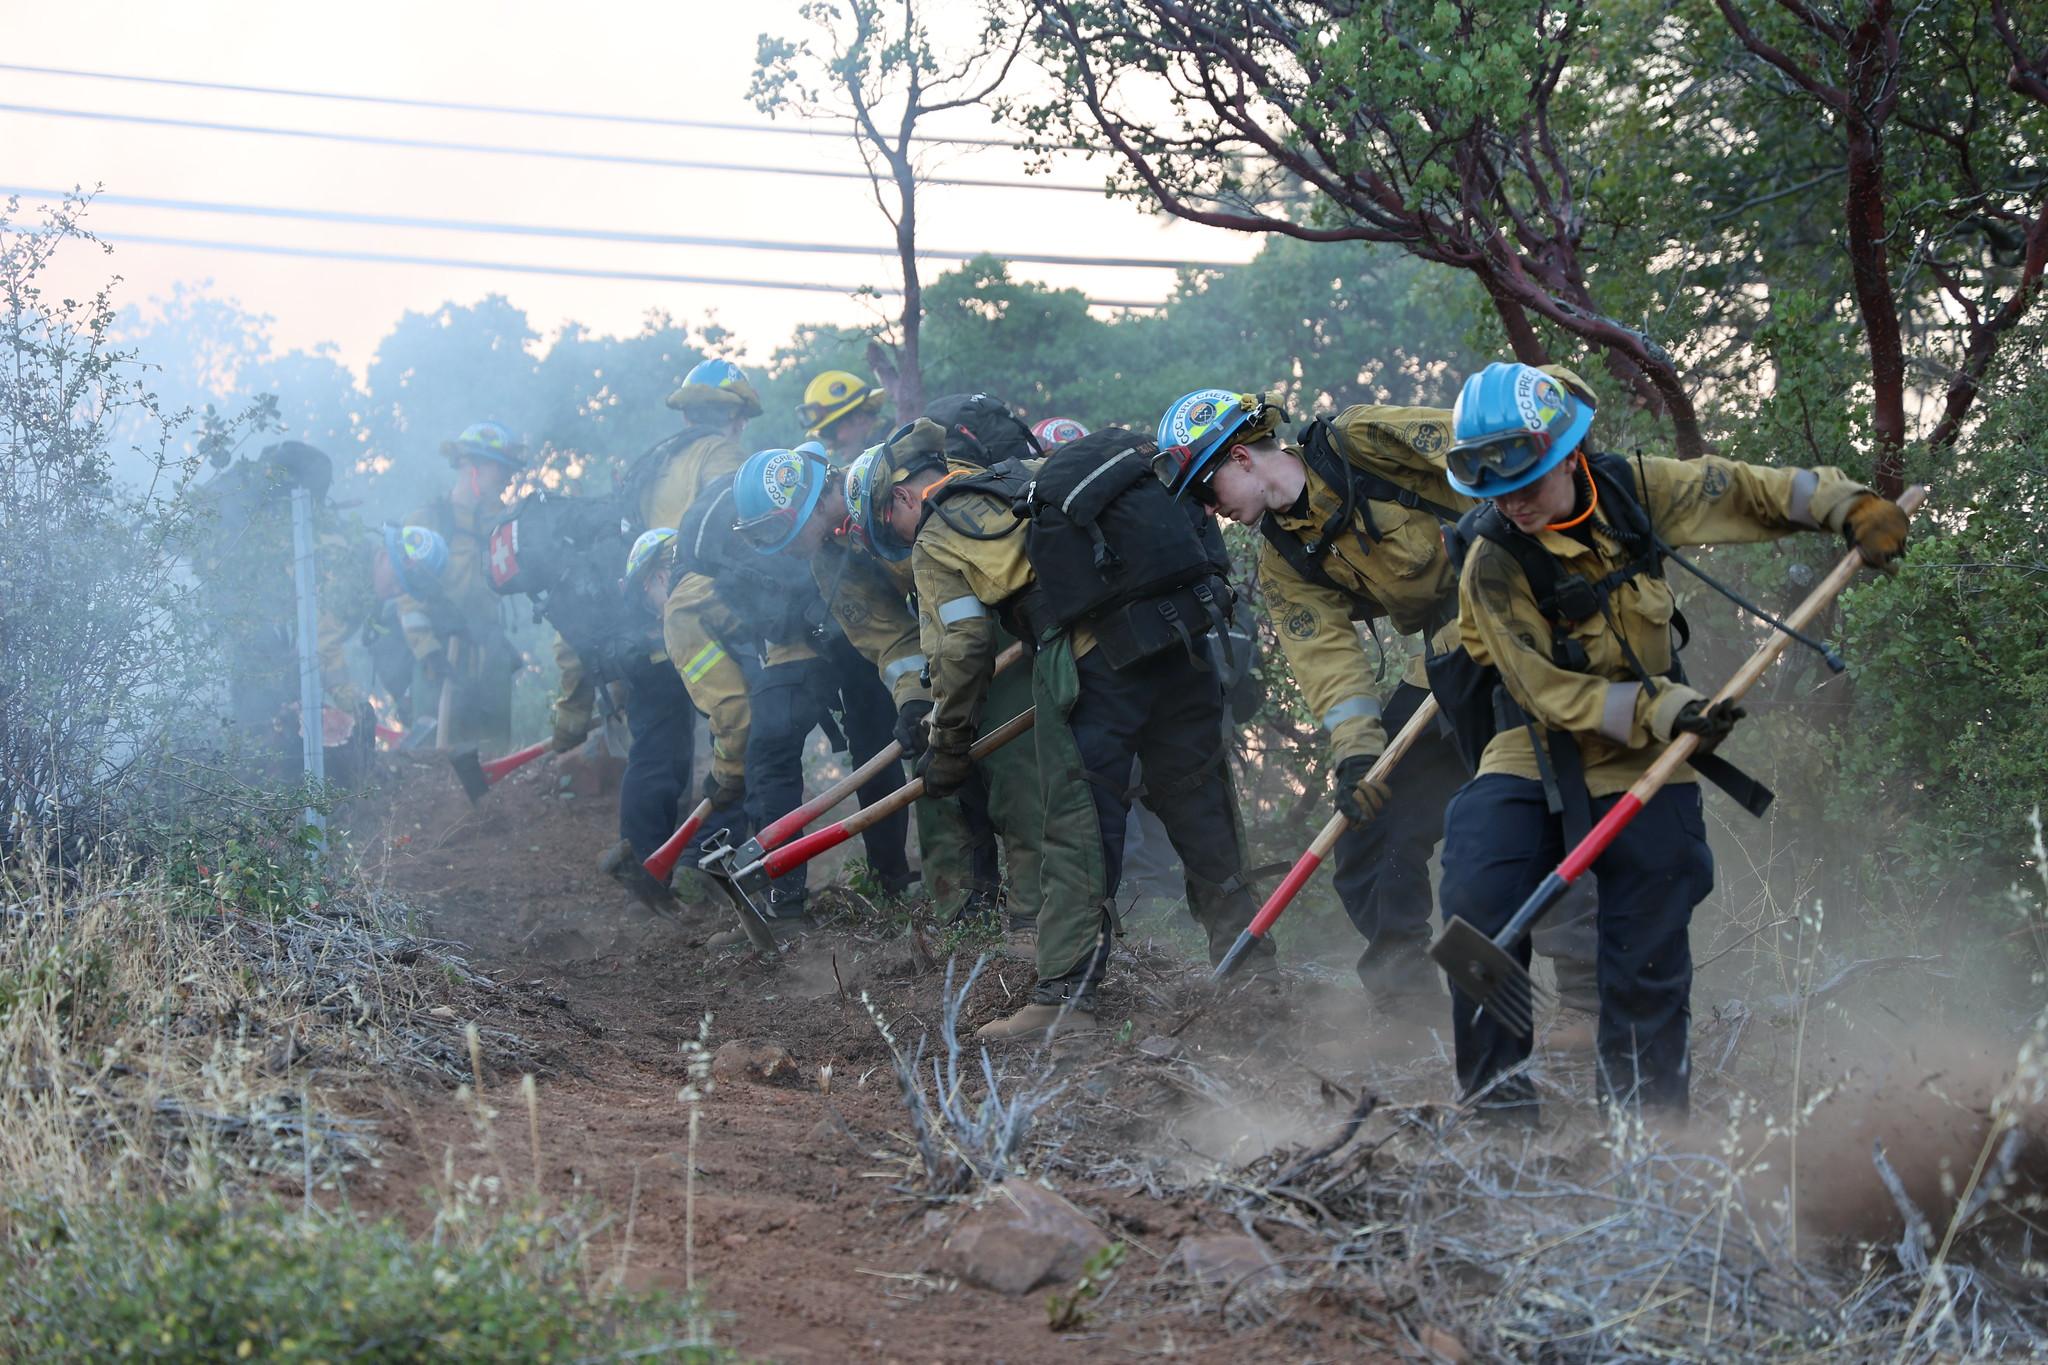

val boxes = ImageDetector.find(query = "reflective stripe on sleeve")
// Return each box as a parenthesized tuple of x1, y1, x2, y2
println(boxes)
(1788, 468, 1819, 528)
(937, 596, 988, 626)
(881, 653, 928, 688)
(1319, 695, 1382, 732)
(399, 611, 432, 632)
(1599, 681, 1641, 743)
(681, 642, 727, 684)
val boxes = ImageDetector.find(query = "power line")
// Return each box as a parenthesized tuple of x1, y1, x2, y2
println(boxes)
(0, 102, 1104, 194)
(0, 184, 1235, 271)
(91, 229, 1167, 310)
(0, 60, 1030, 149)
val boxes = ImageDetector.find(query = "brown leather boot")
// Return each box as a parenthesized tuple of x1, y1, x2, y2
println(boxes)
(975, 1001, 1099, 1041)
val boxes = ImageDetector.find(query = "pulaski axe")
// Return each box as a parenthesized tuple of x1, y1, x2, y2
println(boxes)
(452, 738, 552, 804)
(598, 796, 718, 915)
(1427, 484, 1929, 1037)
(1212, 694, 1440, 980)
(697, 705, 1038, 953)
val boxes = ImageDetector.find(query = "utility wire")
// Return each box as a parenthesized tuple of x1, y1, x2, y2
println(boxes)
(91, 229, 1168, 309)
(0, 60, 1030, 149)
(0, 102, 1103, 194)
(0, 184, 1235, 271)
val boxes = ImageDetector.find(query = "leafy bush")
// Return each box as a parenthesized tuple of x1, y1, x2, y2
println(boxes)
(1836, 324, 2048, 892)
(0, 1196, 721, 1363)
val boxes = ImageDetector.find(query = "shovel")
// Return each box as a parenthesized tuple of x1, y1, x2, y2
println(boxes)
(451, 738, 552, 804)
(1429, 485, 1929, 1037)
(1213, 694, 1440, 980)
(697, 705, 1039, 951)
(598, 796, 718, 915)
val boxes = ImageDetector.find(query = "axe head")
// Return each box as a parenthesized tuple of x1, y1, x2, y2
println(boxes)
(451, 748, 490, 804)
(599, 838, 679, 917)
(696, 835, 778, 954)
(1429, 916, 1542, 1039)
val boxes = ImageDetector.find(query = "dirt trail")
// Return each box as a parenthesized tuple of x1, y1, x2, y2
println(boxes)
(346, 752, 1408, 1363)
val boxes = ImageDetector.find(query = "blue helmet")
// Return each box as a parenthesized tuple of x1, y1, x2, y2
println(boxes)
(441, 420, 526, 468)
(381, 523, 447, 597)
(1445, 363, 1595, 498)
(667, 357, 764, 419)
(733, 445, 832, 554)
(1155, 389, 1284, 501)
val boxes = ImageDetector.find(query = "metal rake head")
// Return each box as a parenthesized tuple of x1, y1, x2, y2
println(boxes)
(598, 838, 679, 917)
(1430, 916, 1544, 1039)
(695, 836, 778, 954)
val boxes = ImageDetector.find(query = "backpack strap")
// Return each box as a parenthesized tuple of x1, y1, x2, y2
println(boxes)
(917, 460, 1031, 543)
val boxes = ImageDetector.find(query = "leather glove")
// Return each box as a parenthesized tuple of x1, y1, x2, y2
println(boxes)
(916, 744, 974, 800)
(1842, 493, 1908, 572)
(1333, 753, 1392, 825)
(702, 769, 746, 807)
(893, 699, 934, 759)
(1671, 698, 1745, 747)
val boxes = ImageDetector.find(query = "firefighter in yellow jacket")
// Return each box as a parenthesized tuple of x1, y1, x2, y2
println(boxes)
(1438, 361, 1908, 1120)
(867, 420, 1263, 1040)
(750, 444, 1037, 926)
(550, 358, 764, 751)
(1159, 384, 1599, 1024)
(398, 421, 523, 751)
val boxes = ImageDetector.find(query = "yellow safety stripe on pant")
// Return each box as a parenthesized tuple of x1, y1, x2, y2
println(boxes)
(682, 642, 728, 685)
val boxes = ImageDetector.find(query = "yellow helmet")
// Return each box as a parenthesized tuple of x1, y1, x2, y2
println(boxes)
(798, 370, 886, 436)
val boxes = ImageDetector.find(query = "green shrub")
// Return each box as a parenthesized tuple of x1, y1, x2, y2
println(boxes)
(1, 1195, 721, 1363)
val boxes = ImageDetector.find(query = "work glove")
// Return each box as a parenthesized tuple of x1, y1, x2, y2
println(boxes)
(1841, 494, 1909, 572)
(1671, 698, 1746, 747)
(1333, 753, 1392, 825)
(702, 769, 746, 808)
(916, 744, 974, 800)
(893, 699, 934, 759)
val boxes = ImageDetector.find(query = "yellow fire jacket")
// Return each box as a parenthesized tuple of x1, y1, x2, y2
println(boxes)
(812, 538, 929, 709)
(1458, 453, 1870, 797)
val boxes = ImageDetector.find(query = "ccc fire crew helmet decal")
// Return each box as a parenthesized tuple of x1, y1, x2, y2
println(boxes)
(442, 420, 526, 468)
(665, 357, 765, 418)
(842, 447, 881, 555)
(622, 526, 678, 598)
(732, 445, 831, 555)
(852, 421, 950, 563)
(1030, 416, 1090, 448)
(382, 523, 448, 598)
(1155, 390, 1284, 502)
(798, 370, 885, 435)
(1444, 362, 1595, 498)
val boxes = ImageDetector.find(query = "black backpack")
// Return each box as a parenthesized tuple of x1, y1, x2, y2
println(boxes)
(1014, 428, 1232, 671)
(672, 485, 824, 653)
(485, 491, 647, 684)
(922, 393, 1042, 469)
(1425, 451, 1771, 837)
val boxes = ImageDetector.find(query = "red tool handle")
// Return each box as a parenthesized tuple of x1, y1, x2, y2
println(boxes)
(753, 642, 1028, 851)
(761, 706, 1038, 880)
(480, 739, 552, 784)
(644, 798, 717, 882)
(1212, 697, 1440, 980)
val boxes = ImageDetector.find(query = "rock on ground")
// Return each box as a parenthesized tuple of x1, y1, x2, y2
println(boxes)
(938, 1181, 1110, 1295)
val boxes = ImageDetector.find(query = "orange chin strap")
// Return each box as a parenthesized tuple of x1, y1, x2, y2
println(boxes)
(1542, 452, 1598, 533)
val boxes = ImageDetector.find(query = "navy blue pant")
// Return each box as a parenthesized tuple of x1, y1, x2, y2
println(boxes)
(1439, 774, 1713, 1118)
(620, 662, 744, 863)
(747, 639, 910, 912)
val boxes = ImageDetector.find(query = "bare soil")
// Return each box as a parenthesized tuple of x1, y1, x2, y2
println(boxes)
(343, 751, 1414, 1363)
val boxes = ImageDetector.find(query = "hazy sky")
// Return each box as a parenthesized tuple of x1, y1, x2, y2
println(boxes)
(5, 0, 1256, 376)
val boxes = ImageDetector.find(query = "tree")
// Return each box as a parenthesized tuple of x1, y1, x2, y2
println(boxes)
(752, 0, 1030, 421)
(1697, 0, 2048, 493)
(1019, 0, 1710, 449)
